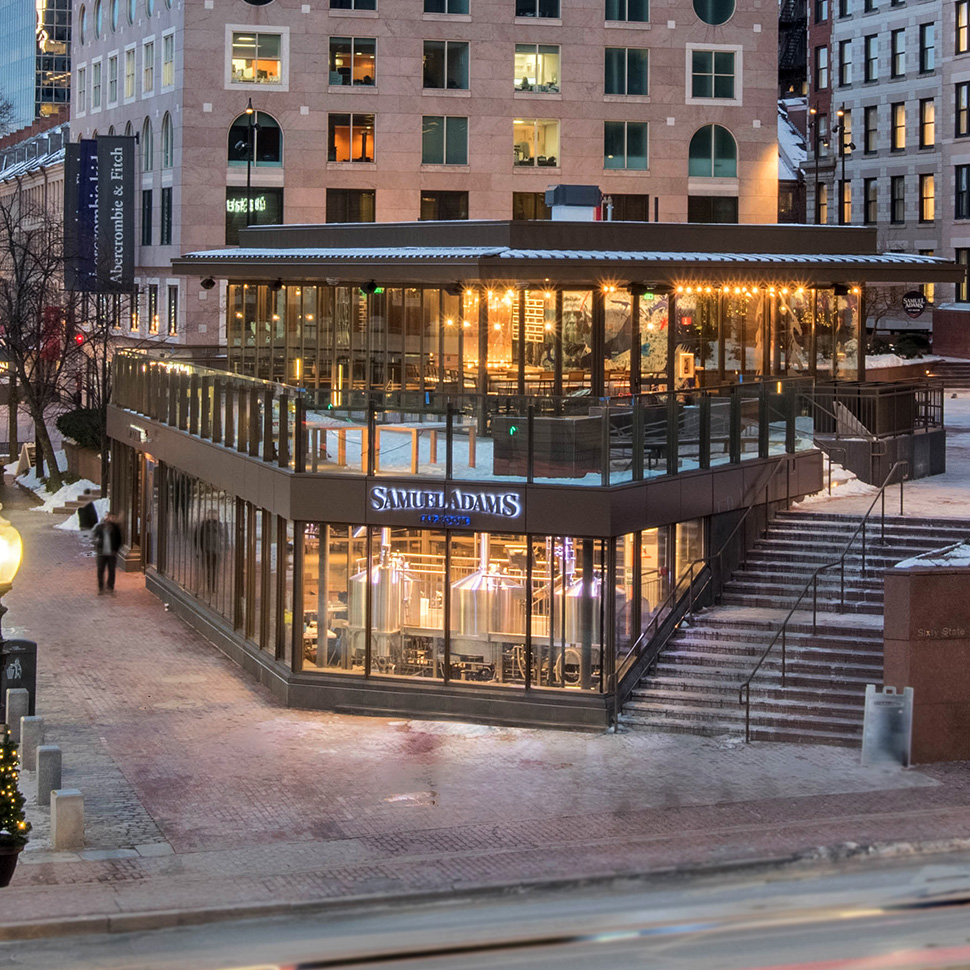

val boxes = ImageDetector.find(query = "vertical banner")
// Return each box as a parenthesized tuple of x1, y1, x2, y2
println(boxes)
(63, 137, 134, 292)
(63, 140, 99, 291)
(96, 136, 135, 292)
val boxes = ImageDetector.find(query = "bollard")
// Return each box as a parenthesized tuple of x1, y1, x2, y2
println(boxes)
(19, 715, 44, 770)
(4, 689, 29, 740)
(36, 746, 61, 806)
(51, 789, 84, 850)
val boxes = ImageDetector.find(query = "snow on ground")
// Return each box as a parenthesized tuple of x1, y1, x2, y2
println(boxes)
(30, 478, 99, 514)
(55, 497, 109, 531)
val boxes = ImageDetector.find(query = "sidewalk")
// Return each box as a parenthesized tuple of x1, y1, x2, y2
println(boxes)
(1, 398, 969, 940)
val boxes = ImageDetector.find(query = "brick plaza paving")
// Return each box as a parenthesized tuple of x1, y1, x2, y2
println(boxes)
(2, 481, 970, 939)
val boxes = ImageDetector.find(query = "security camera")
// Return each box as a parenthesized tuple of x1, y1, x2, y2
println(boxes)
(200, 277, 216, 290)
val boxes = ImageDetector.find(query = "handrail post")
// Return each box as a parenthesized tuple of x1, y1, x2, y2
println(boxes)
(781, 628, 786, 688)
(840, 559, 845, 613)
(861, 521, 867, 574)
(812, 577, 818, 634)
(744, 685, 750, 743)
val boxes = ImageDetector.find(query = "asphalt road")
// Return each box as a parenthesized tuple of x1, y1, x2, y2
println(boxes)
(5, 852, 970, 970)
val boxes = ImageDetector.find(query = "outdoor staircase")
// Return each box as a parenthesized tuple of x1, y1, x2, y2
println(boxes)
(925, 360, 970, 388)
(53, 488, 102, 514)
(620, 510, 970, 745)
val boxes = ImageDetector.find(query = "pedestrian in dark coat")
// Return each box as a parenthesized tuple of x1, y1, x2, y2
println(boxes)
(92, 512, 124, 596)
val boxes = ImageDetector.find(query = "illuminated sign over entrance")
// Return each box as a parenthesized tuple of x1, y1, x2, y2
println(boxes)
(368, 484, 524, 527)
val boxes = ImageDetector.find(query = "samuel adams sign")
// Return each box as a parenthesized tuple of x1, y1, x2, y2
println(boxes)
(902, 290, 928, 319)
(368, 483, 525, 528)
(64, 136, 135, 293)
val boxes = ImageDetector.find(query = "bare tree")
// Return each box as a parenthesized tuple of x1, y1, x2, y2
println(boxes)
(0, 180, 83, 491)
(0, 93, 15, 140)
(863, 285, 906, 345)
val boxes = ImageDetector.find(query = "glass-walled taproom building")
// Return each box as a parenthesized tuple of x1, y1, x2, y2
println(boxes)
(106, 221, 962, 729)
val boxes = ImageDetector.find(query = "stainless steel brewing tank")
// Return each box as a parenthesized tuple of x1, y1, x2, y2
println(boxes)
(562, 575, 626, 644)
(348, 557, 412, 632)
(450, 568, 526, 637)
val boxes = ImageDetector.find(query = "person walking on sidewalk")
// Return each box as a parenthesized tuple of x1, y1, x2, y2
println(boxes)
(92, 512, 124, 596)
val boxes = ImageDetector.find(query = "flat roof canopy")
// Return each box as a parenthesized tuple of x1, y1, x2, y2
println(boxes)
(172, 220, 966, 288)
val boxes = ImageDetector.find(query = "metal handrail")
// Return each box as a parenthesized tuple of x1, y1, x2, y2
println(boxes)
(737, 459, 909, 743)
(616, 457, 791, 703)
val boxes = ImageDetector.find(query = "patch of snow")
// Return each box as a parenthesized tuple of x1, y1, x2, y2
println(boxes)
(30, 479, 99, 514)
(896, 540, 970, 568)
(55, 497, 109, 532)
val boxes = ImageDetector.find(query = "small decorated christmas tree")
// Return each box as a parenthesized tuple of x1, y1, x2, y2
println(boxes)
(0, 726, 30, 848)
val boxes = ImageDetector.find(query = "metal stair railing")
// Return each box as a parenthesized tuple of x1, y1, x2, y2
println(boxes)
(615, 458, 791, 714)
(736, 459, 909, 743)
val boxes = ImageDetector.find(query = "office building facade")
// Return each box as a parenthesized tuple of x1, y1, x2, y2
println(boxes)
(72, 0, 781, 351)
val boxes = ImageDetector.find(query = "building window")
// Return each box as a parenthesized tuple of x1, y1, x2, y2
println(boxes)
(610, 193, 650, 220)
(816, 181, 828, 223)
(890, 174, 905, 222)
(162, 32, 174, 87)
(328, 113, 375, 162)
(422, 115, 468, 164)
(863, 0, 875, 10)
(148, 284, 158, 333)
(161, 112, 174, 167)
(331, 0, 377, 9)
(108, 55, 118, 104)
(919, 23, 935, 71)
(143, 40, 154, 93)
(329, 37, 376, 85)
(92, 60, 102, 109)
(419, 191, 468, 220)
(687, 196, 739, 222)
(919, 173, 935, 221)
(864, 34, 878, 81)
(231, 32, 282, 84)
(225, 187, 284, 243)
(425, 0, 469, 11)
(956, 249, 970, 302)
(688, 124, 737, 177)
(142, 117, 153, 169)
(604, 121, 648, 169)
(606, 0, 649, 22)
(167, 285, 178, 336)
(693, 0, 735, 26)
(692, 50, 735, 98)
(890, 28, 905, 77)
(956, 165, 970, 218)
(814, 112, 828, 156)
(515, 0, 560, 17)
(513, 119, 560, 166)
(423, 40, 469, 89)
(839, 180, 851, 223)
(838, 39, 852, 85)
(863, 177, 877, 223)
(326, 188, 376, 222)
(228, 111, 283, 165)
(125, 48, 135, 98)
(815, 0, 828, 21)
(77, 66, 87, 111)
(515, 44, 560, 92)
(814, 45, 829, 89)
(605, 47, 649, 95)
(141, 189, 152, 245)
(952, 84, 970, 142)
(891, 102, 905, 150)
(919, 98, 935, 148)
(838, 0, 849, 16)
(160, 187, 173, 244)
(863, 105, 877, 153)
(958, 0, 970, 53)
(512, 192, 552, 220)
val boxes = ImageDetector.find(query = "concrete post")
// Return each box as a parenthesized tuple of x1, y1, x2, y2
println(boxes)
(19, 715, 44, 770)
(51, 789, 84, 850)
(4, 689, 29, 740)
(36, 746, 61, 806)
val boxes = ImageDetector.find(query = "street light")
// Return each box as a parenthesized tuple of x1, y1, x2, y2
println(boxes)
(244, 98, 258, 228)
(0, 506, 23, 640)
(834, 104, 856, 224)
